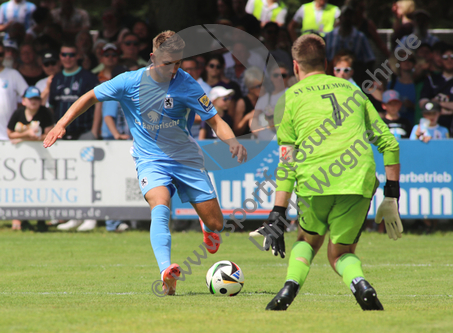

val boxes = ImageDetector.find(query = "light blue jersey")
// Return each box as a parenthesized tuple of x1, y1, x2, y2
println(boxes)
(410, 124, 450, 140)
(94, 67, 217, 169)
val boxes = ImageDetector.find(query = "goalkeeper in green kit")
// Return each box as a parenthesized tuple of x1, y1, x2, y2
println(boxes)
(250, 34, 403, 311)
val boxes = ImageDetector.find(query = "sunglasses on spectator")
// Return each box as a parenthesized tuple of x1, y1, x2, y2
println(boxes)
(43, 61, 57, 67)
(103, 52, 118, 58)
(208, 63, 222, 69)
(272, 73, 288, 78)
(124, 41, 139, 46)
(334, 67, 352, 73)
(60, 52, 76, 58)
(442, 54, 453, 60)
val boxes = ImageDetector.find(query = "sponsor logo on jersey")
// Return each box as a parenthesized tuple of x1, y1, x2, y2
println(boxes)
(197, 93, 213, 112)
(164, 97, 174, 109)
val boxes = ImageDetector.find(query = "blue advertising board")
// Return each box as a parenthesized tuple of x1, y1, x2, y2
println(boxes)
(171, 140, 453, 220)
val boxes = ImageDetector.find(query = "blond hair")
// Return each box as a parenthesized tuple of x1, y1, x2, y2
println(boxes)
(152, 30, 185, 53)
(291, 34, 326, 73)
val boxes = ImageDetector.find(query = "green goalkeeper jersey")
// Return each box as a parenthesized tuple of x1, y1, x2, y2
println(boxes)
(275, 74, 399, 198)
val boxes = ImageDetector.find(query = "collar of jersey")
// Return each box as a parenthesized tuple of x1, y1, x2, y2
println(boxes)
(63, 66, 82, 77)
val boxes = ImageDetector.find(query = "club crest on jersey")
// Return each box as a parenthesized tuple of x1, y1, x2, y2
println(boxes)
(147, 111, 160, 123)
(197, 93, 213, 112)
(0, 79, 8, 89)
(72, 81, 79, 91)
(64, 87, 71, 95)
(164, 97, 174, 109)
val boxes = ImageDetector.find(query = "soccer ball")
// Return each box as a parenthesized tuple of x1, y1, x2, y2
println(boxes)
(206, 261, 244, 296)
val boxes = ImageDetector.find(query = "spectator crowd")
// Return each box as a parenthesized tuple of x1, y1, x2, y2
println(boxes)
(1, 0, 452, 231)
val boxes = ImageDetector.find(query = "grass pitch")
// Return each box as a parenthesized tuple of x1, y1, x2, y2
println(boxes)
(0, 222, 452, 333)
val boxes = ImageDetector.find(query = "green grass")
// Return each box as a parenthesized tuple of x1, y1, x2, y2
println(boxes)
(0, 223, 452, 333)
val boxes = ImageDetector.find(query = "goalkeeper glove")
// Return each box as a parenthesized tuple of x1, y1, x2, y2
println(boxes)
(375, 180, 403, 240)
(249, 206, 287, 258)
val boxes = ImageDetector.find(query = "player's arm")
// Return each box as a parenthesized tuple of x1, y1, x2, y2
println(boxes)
(206, 114, 247, 163)
(364, 99, 403, 240)
(43, 90, 99, 147)
(250, 92, 296, 258)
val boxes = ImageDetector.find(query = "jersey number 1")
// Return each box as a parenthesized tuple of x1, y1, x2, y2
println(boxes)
(321, 93, 342, 126)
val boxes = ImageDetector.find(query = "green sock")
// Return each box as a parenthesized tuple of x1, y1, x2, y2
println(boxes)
(336, 253, 365, 288)
(285, 241, 314, 286)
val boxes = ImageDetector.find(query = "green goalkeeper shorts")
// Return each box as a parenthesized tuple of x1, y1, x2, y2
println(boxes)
(297, 194, 371, 245)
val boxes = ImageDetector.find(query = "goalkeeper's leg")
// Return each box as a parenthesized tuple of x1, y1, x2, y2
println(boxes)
(266, 231, 325, 311)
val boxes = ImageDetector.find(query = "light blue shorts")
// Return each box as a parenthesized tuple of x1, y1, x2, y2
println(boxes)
(135, 159, 216, 204)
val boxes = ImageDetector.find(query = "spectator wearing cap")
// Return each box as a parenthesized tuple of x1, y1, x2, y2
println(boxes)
(120, 32, 147, 67)
(35, 49, 61, 107)
(97, 43, 119, 83)
(7, 86, 54, 232)
(387, 56, 417, 124)
(287, 0, 340, 41)
(245, 0, 287, 27)
(51, 0, 90, 40)
(2, 38, 20, 69)
(382, 90, 412, 139)
(199, 86, 235, 140)
(18, 43, 46, 86)
(0, 0, 36, 34)
(324, 5, 375, 86)
(0, 41, 29, 141)
(420, 44, 453, 132)
(410, 101, 449, 142)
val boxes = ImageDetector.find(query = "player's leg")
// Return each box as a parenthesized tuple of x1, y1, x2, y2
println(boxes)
(328, 195, 383, 310)
(266, 196, 333, 311)
(172, 166, 222, 253)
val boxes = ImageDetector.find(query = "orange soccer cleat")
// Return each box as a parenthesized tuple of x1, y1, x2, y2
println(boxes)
(161, 263, 181, 296)
(200, 218, 221, 254)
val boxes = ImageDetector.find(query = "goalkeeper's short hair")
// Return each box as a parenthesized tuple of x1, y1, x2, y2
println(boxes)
(153, 31, 185, 54)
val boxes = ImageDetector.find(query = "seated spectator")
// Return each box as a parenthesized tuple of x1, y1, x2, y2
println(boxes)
(381, 90, 412, 139)
(2, 38, 20, 69)
(259, 22, 293, 74)
(119, 32, 147, 67)
(251, 63, 289, 140)
(0, 0, 36, 35)
(51, 0, 90, 40)
(75, 30, 98, 70)
(199, 86, 234, 139)
(387, 56, 417, 124)
(325, 5, 375, 87)
(430, 42, 448, 74)
(18, 43, 47, 86)
(330, 51, 358, 87)
(231, 0, 260, 37)
(7, 86, 54, 231)
(25, 6, 52, 42)
(245, 0, 287, 27)
(419, 44, 453, 132)
(0, 42, 29, 142)
(133, 20, 152, 61)
(234, 66, 264, 136)
(35, 49, 61, 107)
(287, 0, 340, 41)
(410, 101, 449, 142)
(98, 8, 129, 44)
(347, 0, 390, 58)
(97, 43, 119, 83)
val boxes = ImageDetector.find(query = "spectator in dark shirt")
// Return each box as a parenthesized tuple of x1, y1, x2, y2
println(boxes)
(382, 90, 412, 139)
(98, 7, 129, 44)
(18, 43, 46, 86)
(419, 44, 453, 133)
(132, 20, 152, 62)
(199, 86, 234, 139)
(51, 0, 90, 40)
(49, 42, 101, 140)
(7, 86, 54, 231)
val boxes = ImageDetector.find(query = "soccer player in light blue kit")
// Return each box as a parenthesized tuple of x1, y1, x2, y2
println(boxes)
(43, 31, 248, 295)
